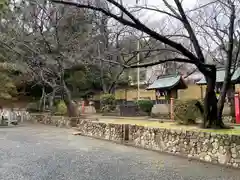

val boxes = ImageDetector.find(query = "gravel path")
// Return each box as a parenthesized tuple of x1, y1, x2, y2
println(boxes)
(0, 124, 239, 180)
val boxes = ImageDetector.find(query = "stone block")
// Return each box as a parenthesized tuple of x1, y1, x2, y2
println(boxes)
(72, 132, 82, 135)
(218, 152, 231, 165)
(204, 155, 212, 162)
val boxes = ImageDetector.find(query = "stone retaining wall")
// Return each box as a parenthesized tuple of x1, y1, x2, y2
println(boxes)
(77, 120, 124, 142)
(30, 113, 240, 168)
(30, 113, 125, 142)
(29, 113, 96, 127)
(129, 125, 240, 168)
(29, 113, 71, 127)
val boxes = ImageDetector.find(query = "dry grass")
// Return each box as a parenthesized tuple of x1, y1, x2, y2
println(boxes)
(99, 118, 240, 135)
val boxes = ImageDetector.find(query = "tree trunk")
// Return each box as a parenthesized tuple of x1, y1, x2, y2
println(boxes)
(203, 66, 231, 129)
(217, 75, 231, 128)
(203, 78, 217, 128)
(227, 85, 235, 122)
(202, 67, 218, 128)
(217, 40, 233, 127)
(63, 83, 78, 117)
(49, 88, 56, 112)
(108, 84, 115, 94)
(43, 93, 46, 111)
(39, 87, 45, 112)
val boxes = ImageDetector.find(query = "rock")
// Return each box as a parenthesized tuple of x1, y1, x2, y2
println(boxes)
(231, 147, 237, 154)
(199, 152, 207, 159)
(199, 132, 205, 138)
(219, 146, 226, 154)
(212, 149, 217, 154)
(230, 158, 235, 163)
(231, 143, 236, 148)
(168, 135, 172, 141)
(197, 147, 201, 154)
(224, 139, 230, 146)
(218, 153, 231, 164)
(204, 155, 212, 162)
(234, 159, 240, 163)
(233, 163, 239, 168)
(232, 153, 237, 158)
(236, 145, 240, 150)
(172, 147, 177, 153)
(212, 142, 219, 150)
(219, 139, 224, 146)
(151, 104, 170, 116)
(207, 152, 213, 156)
(203, 139, 210, 145)
(72, 132, 82, 135)
(210, 137, 214, 143)
(202, 145, 208, 152)
(172, 140, 179, 146)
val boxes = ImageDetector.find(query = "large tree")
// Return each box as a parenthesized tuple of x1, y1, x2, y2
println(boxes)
(50, 0, 240, 128)
(0, 0, 26, 100)
(0, 0, 96, 116)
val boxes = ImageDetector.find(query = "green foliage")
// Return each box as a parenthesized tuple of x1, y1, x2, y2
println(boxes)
(65, 65, 102, 96)
(65, 64, 130, 97)
(55, 100, 67, 115)
(100, 94, 116, 112)
(0, 72, 17, 99)
(174, 99, 203, 125)
(136, 100, 154, 115)
(101, 93, 115, 105)
(0, 0, 8, 14)
(0, 0, 96, 98)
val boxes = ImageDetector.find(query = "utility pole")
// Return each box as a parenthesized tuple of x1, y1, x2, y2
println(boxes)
(137, 39, 140, 100)
(134, 0, 140, 101)
(136, 0, 140, 101)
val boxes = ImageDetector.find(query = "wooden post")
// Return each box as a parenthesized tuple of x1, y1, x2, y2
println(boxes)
(170, 98, 174, 120)
(124, 124, 129, 141)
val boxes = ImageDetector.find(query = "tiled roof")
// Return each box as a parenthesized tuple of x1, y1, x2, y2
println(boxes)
(197, 67, 240, 84)
(147, 74, 185, 90)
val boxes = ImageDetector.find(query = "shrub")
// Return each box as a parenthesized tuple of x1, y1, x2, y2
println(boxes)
(55, 100, 67, 115)
(174, 99, 203, 125)
(136, 100, 154, 115)
(100, 94, 116, 112)
(100, 94, 115, 105)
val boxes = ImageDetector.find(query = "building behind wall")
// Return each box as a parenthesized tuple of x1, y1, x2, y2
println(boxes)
(93, 66, 240, 116)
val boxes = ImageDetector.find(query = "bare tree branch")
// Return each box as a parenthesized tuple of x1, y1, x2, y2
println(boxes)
(51, 0, 199, 62)
(129, 58, 200, 68)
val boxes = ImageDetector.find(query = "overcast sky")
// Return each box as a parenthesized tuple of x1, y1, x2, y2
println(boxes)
(122, 0, 198, 20)
(110, 0, 198, 32)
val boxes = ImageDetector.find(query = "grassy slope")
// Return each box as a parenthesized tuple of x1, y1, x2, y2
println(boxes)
(99, 118, 240, 135)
